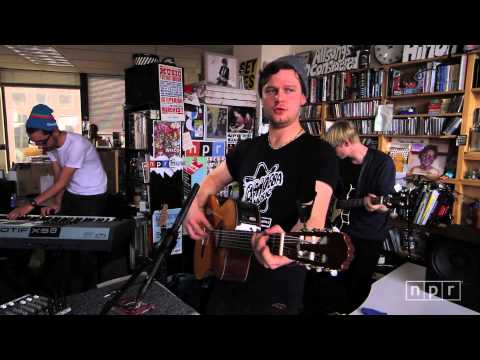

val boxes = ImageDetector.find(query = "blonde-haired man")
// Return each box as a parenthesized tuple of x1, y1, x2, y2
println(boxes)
(305, 120, 395, 314)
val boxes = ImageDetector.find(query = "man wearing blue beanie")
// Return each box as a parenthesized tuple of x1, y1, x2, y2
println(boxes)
(8, 104, 107, 219)
(7, 104, 108, 294)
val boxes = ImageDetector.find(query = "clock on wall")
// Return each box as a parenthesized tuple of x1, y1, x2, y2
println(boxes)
(373, 45, 403, 65)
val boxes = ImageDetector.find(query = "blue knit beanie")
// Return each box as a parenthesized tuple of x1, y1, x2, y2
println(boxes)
(25, 104, 58, 131)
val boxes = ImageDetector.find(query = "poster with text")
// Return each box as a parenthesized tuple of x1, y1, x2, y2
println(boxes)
(239, 58, 258, 90)
(159, 64, 185, 122)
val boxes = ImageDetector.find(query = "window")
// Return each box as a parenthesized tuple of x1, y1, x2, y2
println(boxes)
(88, 75, 125, 135)
(59, 94, 72, 105)
(36, 93, 46, 104)
(12, 93, 26, 106)
(3, 86, 81, 165)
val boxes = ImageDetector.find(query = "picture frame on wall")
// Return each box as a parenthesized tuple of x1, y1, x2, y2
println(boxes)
(204, 52, 238, 88)
(205, 105, 228, 140)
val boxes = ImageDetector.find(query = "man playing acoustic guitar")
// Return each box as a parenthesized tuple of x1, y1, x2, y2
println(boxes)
(311, 120, 395, 314)
(183, 55, 339, 314)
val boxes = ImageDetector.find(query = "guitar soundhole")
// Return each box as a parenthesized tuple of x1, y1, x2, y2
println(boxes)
(217, 197, 228, 206)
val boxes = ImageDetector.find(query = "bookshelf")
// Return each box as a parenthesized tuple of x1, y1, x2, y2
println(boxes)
(387, 90, 464, 100)
(300, 49, 480, 225)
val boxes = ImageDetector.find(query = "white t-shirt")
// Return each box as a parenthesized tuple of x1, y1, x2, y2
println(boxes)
(47, 132, 107, 195)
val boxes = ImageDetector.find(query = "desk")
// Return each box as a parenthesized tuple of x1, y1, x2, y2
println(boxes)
(351, 262, 479, 315)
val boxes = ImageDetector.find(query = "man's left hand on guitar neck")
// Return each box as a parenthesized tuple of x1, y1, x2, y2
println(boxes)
(363, 193, 389, 213)
(251, 225, 294, 270)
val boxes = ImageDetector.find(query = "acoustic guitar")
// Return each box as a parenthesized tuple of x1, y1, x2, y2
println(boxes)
(193, 195, 354, 282)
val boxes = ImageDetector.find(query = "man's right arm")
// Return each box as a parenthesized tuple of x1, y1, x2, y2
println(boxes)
(183, 161, 234, 240)
(40, 161, 64, 216)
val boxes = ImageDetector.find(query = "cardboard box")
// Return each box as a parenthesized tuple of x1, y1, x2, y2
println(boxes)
(16, 162, 54, 196)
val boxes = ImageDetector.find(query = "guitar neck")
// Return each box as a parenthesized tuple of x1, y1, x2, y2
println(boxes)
(337, 196, 383, 209)
(211, 230, 299, 257)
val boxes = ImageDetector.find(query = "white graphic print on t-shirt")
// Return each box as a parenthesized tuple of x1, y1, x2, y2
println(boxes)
(242, 162, 283, 214)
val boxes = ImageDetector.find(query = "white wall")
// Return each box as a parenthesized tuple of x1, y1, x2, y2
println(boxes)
(233, 45, 294, 91)
(260, 45, 293, 67)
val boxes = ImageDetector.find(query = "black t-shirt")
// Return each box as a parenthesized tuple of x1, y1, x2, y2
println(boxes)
(339, 159, 362, 199)
(216, 132, 339, 314)
(227, 133, 339, 231)
(335, 148, 396, 241)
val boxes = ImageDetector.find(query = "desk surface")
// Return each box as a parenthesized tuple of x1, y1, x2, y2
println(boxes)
(351, 262, 479, 315)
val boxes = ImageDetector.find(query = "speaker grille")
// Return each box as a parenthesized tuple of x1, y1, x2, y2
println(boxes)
(133, 54, 160, 66)
(430, 242, 479, 284)
(426, 227, 480, 312)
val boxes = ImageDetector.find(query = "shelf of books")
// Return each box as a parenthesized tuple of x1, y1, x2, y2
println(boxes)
(392, 113, 462, 118)
(387, 91, 464, 100)
(302, 47, 480, 224)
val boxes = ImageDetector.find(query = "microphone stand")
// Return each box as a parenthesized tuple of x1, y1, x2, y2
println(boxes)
(100, 184, 200, 315)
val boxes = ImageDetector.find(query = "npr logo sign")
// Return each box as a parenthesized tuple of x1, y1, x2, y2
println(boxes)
(405, 281, 462, 301)
(184, 141, 225, 157)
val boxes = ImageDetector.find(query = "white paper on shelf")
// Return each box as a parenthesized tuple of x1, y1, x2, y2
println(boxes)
(374, 104, 393, 132)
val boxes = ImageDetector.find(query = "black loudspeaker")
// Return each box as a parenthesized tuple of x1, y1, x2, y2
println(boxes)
(426, 225, 480, 312)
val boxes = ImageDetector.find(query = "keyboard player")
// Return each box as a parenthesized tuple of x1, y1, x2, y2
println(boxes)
(6, 104, 109, 294)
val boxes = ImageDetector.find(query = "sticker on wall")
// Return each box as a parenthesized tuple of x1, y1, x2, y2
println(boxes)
(149, 155, 183, 177)
(184, 140, 225, 157)
(182, 131, 194, 152)
(184, 105, 205, 141)
(152, 207, 183, 255)
(227, 133, 252, 154)
(206, 156, 225, 175)
(183, 157, 207, 198)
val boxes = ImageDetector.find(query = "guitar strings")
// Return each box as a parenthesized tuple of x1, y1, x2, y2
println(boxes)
(211, 229, 330, 239)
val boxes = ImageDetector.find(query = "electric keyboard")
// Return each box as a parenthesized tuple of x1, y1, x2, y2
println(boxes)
(0, 214, 133, 252)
